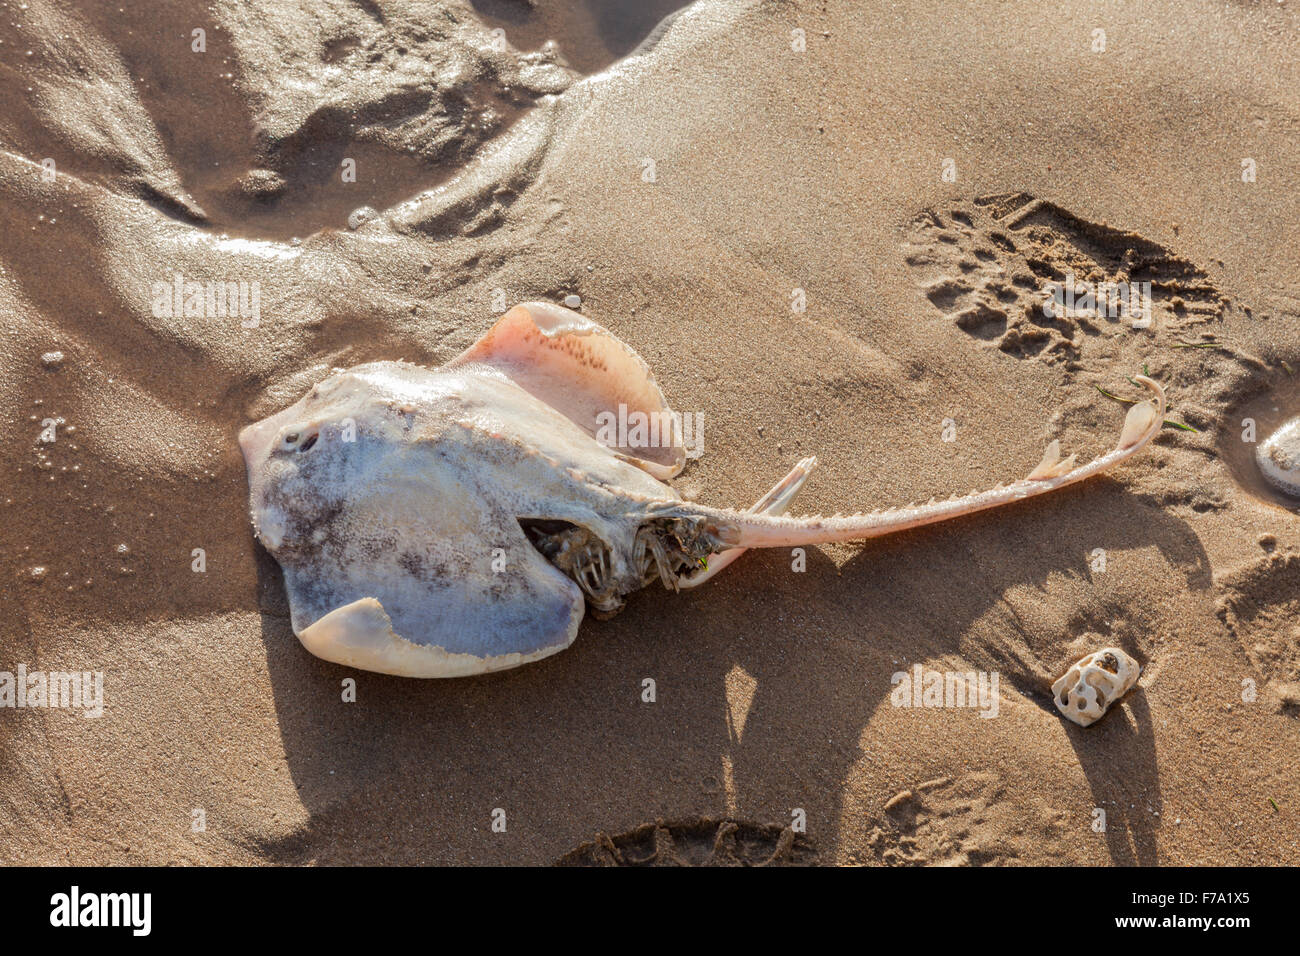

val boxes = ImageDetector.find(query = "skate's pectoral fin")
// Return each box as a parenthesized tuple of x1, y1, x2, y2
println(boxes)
(449, 301, 686, 477)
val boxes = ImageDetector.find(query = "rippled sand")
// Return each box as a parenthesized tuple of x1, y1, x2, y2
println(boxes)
(1, 0, 1298, 865)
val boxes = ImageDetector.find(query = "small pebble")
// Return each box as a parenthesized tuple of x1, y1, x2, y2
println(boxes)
(40, 350, 63, 368)
(563, 294, 581, 309)
(347, 206, 378, 230)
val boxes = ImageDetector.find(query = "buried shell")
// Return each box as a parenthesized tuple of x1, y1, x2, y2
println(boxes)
(239, 301, 1167, 678)
(1256, 416, 1300, 497)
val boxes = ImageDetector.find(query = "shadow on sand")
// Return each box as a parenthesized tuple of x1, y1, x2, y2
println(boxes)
(255, 476, 1206, 864)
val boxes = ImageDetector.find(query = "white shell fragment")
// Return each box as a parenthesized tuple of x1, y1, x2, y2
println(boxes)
(239, 302, 1167, 678)
(1052, 647, 1141, 727)
(1256, 416, 1300, 497)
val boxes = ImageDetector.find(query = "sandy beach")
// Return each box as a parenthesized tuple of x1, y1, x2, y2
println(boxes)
(2, 0, 1298, 865)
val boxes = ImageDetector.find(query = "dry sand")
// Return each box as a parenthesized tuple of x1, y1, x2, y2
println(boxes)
(2, 0, 1298, 865)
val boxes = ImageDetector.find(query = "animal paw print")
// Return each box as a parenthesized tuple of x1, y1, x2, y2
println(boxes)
(853, 772, 1069, 866)
(1216, 547, 1300, 716)
(556, 816, 816, 866)
(903, 193, 1227, 367)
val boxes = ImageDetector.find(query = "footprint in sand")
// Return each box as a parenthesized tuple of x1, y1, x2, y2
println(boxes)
(556, 817, 816, 866)
(1215, 547, 1300, 716)
(856, 772, 1067, 866)
(903, 193, 1228, 367)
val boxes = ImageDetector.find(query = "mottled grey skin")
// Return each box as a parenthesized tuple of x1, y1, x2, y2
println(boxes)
(241, 359, 680, 672)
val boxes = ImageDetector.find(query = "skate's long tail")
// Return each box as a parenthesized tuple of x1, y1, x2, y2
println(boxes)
(660, 376, 1165, 550)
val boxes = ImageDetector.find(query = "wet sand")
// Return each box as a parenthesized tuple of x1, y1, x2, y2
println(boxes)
(1, 0, 1298, 865)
